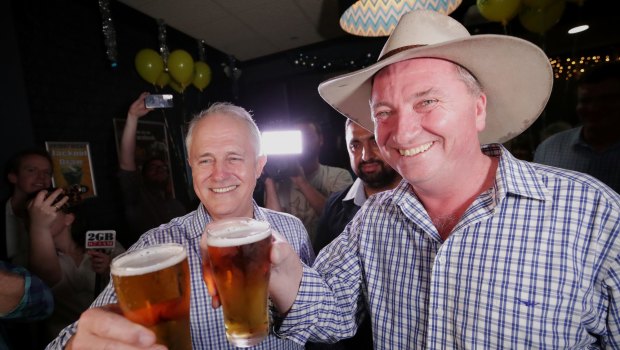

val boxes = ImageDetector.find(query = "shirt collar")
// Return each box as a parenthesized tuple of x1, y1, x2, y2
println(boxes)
(190, 200, 265, 239)
(343, 178, 366, 206)
(385, 143, 548, 207)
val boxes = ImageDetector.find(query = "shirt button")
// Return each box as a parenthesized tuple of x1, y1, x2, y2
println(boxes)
(436, 309, 444, 317)
(437, 256, 446, 264)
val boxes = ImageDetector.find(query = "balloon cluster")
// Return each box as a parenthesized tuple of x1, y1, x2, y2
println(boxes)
(476, 0, 581, 34)
(134, 48, 212, 93)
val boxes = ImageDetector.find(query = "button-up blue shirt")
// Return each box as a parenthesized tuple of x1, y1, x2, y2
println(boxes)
(47, 202, 315, 349)
(278, 144, 620, 349)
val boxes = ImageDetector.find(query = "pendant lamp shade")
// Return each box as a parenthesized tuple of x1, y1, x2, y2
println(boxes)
(340, 0, 462, 37)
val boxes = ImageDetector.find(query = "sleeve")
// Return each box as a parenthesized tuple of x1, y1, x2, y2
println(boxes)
(274, 222, 365, 344)
(601, 211, 620, 348)
(0, 263, 54, 321)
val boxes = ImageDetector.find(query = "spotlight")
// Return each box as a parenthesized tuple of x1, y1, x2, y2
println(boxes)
(568, 24, 589, 34)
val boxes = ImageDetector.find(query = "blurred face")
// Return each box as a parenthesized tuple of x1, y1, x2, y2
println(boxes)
(143, 159, 169, 187)
(297, 122, 323, 161)
(188, 114, 266, 220)
(346, 122, 399, 189)
(8, 154, 53, 195)
(576, 78, 620, 131)
(370, 58, 486, 186)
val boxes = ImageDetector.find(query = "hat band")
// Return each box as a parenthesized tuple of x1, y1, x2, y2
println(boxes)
(379, 44, 426, 61)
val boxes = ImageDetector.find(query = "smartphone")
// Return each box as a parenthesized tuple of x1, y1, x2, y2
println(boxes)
(145, 94, 174, 109)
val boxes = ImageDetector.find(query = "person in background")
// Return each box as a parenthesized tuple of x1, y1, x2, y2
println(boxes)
(314, 119, 401, 253)
(3, 149, 53, 266)
(534, 61, 620, 193)
(264, 118, 352, 242)
(1, 260, 54, 349)
(309, 119, 401, 350)
(27, 190, 124, 343)
(46, 102, 314, 349)
(241, 10, 619, 348)
(118, 92, 186, 246)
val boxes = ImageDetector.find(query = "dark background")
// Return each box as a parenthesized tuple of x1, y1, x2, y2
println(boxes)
(2, 0, 617, 244)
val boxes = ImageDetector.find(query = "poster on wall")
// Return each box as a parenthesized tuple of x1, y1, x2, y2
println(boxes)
(45, 141, 97, 199)
(113, 119, 176, 198)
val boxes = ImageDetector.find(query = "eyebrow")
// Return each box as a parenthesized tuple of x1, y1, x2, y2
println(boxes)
(371, 87, 436, 110)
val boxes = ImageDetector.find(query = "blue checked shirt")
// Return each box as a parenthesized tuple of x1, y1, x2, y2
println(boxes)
(277, 144, 620, 349)
(46, 202, 315, 349)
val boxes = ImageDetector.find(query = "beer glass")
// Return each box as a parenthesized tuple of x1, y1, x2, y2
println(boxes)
(201, 218, 273, 347)
(111, 243, 192, 350)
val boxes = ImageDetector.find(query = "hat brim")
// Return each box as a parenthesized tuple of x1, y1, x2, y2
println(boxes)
(318, 35, 553, 144)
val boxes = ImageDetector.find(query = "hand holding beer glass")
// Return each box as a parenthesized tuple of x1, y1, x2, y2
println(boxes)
(201, 217, 273, 348)
(110, 243, 192, 350)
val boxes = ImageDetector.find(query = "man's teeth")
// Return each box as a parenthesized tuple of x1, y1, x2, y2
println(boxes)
(212, 185, 236, 193)
(399, 142, 433, 156)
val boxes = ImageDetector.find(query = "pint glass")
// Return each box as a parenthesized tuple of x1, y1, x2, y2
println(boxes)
(202, 218, 273, 347)
(111, 243, 191, 350)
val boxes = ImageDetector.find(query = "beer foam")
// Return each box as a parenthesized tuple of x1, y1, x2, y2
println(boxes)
(111, 243, 187, 276)
(205, 218, 271, 247)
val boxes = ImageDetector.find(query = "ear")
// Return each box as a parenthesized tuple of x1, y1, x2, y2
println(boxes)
(7, 172, 17, 185)
(256, 155, 267, 179)
(474, 92, 487, 133)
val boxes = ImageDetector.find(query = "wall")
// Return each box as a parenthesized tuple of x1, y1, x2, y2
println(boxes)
(5, 0, 232, 245)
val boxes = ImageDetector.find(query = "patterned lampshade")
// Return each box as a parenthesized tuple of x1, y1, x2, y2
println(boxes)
(340, 0, 462, 37)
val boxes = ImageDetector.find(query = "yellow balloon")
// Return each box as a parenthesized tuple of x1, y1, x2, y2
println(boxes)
(192, 61, 212, 92)
(477, 0, 522, 25)
(156, 72, 170, 89)
(519, 0, 565, 34)
(168, 50, 194, 87)
(135, 49, 164, 85)
(170, 80, 185, 94)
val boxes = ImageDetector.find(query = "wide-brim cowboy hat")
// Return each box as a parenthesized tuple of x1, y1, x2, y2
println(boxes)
(318, 10, 553, 144)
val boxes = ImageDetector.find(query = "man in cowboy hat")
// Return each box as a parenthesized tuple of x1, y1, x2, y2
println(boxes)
(207, 10, 620, 348)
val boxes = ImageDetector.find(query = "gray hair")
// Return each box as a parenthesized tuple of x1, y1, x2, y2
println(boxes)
(455, 64, 483, 97)
(185, 102, 262, 157)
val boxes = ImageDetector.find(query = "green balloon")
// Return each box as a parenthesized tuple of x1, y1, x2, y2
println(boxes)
(134, 49, 164, 85)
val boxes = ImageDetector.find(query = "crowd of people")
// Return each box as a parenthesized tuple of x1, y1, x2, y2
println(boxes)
(2, 8, 620, 350)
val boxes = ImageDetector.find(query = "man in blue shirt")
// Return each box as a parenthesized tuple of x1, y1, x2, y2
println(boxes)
(250, 10, 619, 349)
(534, 61, 620, 193)
(47, 103, 314, 349)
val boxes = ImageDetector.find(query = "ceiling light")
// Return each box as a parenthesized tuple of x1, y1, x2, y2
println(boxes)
(568, 24, 589, 34)
(340, 0, 462, 37)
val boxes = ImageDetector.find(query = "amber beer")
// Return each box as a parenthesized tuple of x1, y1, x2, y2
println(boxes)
(202, 218, 272, 347)
(111, 243, 192, 350)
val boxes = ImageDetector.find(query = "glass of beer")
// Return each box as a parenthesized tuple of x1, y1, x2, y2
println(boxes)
(201, 218, 273, 348)
(110, 243, 192, 350)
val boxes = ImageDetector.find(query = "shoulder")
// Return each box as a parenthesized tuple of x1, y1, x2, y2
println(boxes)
(132, 209, 201, 247)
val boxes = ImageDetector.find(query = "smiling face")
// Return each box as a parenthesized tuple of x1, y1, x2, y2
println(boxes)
(8, 154, 53, 196)
(370, 58, 487, 187)
(188, 113, 266, 220)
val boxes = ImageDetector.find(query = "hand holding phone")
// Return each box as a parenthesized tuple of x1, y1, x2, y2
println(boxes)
(144, 94, 174, 109)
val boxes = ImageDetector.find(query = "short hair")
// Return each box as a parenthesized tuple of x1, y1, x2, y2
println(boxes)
(455, 64, 483, 97)
(4, 149, 53, 188)
(578, 61, 620, 85)
(292, 116, 323, 138)
(185, 102, 262, 157)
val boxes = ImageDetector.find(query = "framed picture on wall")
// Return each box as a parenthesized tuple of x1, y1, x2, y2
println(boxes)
(113, 118, 176, 198)
(45, 141, 97, 198)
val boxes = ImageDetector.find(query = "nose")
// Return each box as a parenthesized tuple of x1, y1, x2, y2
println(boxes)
(361, 142, 378, 161)
(211, 161, 228, 180)
(390, 111, 420, 146)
